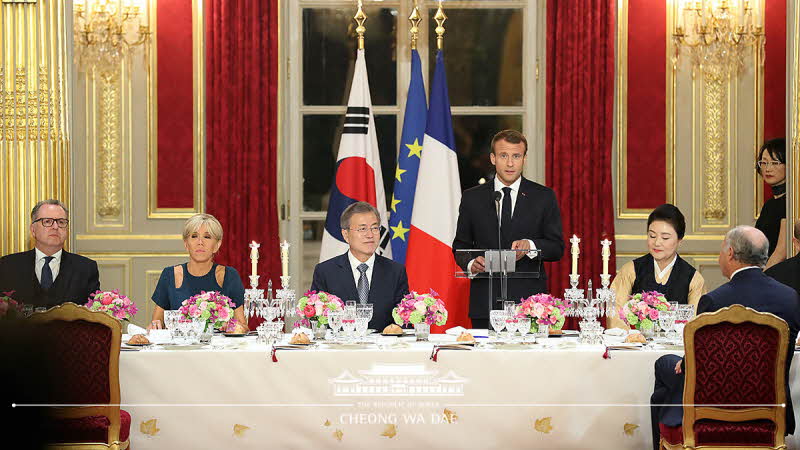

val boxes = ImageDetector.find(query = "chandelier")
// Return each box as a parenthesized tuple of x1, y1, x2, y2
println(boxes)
(73, 0, 150, 75)
(672, 0, 764, 78)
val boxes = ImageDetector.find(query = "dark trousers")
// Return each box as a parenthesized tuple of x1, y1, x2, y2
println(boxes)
(651, 354, 685, 450)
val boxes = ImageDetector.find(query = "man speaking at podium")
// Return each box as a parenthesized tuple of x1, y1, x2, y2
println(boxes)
(453, 130, 565, 329)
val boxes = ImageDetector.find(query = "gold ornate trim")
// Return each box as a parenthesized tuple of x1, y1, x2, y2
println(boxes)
(76, 234, 183, 240)
(615, 0, 676, 220)
(789, 1, 800, 258)
(614, 234, 726, 241)
(97, 70, 121, 218)
(701, 72, 727, 220)
(146, 0, 205, 218)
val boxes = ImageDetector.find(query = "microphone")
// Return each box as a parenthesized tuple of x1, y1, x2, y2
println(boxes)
(494, 190, 502, 251)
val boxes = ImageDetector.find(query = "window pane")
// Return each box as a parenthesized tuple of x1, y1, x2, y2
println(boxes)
(428, 9, 523, 106)
(452, 115, 523, 191)
(303, 8, 397, 106)
(303, 115, 397, 212)
(302, 220, 325, 291)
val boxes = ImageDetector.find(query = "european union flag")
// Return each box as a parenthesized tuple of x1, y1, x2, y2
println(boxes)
(389, 49, 427, 264)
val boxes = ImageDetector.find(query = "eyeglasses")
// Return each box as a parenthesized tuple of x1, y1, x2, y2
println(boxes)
(757, 161, 784, 169)
(33, 217, 69, 228)
(346, 225, 381, 235)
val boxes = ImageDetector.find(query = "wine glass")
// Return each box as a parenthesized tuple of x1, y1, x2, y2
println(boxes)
(517, 318, 531, 342)
(658, 310, 677, 344)
(328, 311, 343, 342)
(489, 310, 506, 341)
(341, 309, 356, 343)
(355, 317, 369, 341)
(505, 316, 518, 342)
(674, 304, 695, 344)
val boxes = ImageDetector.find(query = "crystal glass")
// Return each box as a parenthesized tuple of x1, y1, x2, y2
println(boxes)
(489, 310, 506, 339)
(341, 308, 356, 342)
(345, 300, 356, 309)
(328, 311, 343, 342)
(517, 318, 531, 342)
(355, 317, 369, 340)
(659, 311, 677, 343)
(358, 304, 374, 323)
(22, 304, 34, 317)
(310, 320, 327, 340)
(505, 317, 518, 342)
(164, 310, 181, 339)
(669, 301, 679, 311)
(413, 322, 430, 341)
(534, 323, 550, 342)
(674, 305, 695, 344)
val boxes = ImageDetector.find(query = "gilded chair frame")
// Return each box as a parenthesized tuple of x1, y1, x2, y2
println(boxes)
(28, 303, 128, 450)
(663, 304, 789, 450)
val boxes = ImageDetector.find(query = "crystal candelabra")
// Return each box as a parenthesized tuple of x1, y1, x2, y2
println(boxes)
(565, 277, 615, 345)
(275, 275, 297, 320)
(73, 0, 150, 75)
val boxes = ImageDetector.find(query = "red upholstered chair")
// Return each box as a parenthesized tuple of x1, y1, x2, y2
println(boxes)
(660, 304, 788, 450)
(29, 303, 131, 450)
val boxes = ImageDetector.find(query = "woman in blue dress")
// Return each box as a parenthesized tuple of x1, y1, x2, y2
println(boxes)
(148, 214, 247, 330)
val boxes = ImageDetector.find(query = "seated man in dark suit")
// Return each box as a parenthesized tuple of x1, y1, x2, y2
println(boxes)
(650, 226, 800, 450)
(311, 202, 409, 330)
(765, 221, 800, 295)
(0, 200, 100, 307)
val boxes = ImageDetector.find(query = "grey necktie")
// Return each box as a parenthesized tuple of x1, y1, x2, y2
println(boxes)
(357, 263, 369, 305)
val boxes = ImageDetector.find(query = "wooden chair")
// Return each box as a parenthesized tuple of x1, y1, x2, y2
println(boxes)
(29, 303, 130, 450)
(660, 304, 788, 450)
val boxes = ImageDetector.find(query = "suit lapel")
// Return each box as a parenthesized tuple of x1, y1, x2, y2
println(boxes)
(485, 182, 500, 241)
(510, 178, 531, 239)
(335, 252, 359, 301)
(369, 256, 386, 302)
(51, 251, 72, 293)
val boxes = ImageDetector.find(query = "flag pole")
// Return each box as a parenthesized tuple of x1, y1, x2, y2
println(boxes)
(354, 1, 367, 50)
(433, 0, 447, 50)
(409, 1, 421, 50)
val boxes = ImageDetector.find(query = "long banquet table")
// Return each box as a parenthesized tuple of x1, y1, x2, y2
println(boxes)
(119, 334, 800, 449)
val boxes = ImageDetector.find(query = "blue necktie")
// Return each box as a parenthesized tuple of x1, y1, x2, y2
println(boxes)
(357, 263, 369, 305)
(41, 256, 55, 290)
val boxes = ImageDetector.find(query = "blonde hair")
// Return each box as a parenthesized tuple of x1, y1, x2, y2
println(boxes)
(182, 213, 223, 241)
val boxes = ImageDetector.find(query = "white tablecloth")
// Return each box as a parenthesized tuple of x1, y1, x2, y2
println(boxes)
(119, 335, 800, 449)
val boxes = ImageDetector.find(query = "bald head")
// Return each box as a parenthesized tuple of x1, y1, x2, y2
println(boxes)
(723, 226, 769, 267)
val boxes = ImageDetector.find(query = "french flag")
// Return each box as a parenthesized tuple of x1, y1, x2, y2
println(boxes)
(319, 49, 391, 262)
(405, 50, 470, 330)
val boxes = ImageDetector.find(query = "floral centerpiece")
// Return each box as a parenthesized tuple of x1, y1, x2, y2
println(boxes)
(516, 293, 568, 333)
(0, 291, 22, 319)
(84, 290, 138, 321)
(178, 291, 235, 332)
(392, 290, 448, 327)
(295, 290, 345, 328)
(619, 291, 669, 331)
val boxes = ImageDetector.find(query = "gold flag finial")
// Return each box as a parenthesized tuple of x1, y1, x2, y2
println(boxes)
(433, 1, 447, 50)
(354, 1, 367, 50)
(409, 1, 422, 50)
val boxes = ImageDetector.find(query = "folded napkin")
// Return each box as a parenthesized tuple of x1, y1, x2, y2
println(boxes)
(147, 329, 171, 344)
(445, 326, 466, 336)
(445, 326, 489, 337)
(604, 327, 627, 336)
(128, 323, 147, 335)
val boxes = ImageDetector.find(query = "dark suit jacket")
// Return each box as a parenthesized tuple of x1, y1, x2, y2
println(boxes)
(452, 176, 564, 319)
(661, 268, 800, 434)
(765, 254, 800, 296)
(310, 252, 409, 330)
(0, 249, 101, 307)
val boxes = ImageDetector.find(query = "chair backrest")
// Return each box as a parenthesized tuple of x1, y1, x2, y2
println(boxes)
(682, 304, 788, 448)
(28, 303, 123, 446)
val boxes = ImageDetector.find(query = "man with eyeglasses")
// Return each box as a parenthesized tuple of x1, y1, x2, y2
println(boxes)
(453, 129, 565, 329)
(0, 199, 100, 307)
(311, 201, 409, 330)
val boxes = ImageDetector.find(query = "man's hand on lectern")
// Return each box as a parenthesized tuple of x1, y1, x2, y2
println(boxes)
(470, 256, 485, 274)
(511, 240, 531, 260)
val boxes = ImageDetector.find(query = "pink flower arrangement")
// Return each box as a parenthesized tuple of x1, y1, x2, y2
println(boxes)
(84, 290, 138, 321)
(392, 290, 448, 326)
(0, 290, 22, 319)
(516, 293, 568, 332)
(178, 291, 236, 331)
(295, 290, 344, 327)
(619, 291, 669, 330)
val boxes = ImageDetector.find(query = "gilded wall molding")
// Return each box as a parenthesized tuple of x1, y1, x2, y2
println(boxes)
(788, 0, 800, 257)
(702, 72, 727, 220)
(0, 0, 70, 255)
(97, 70, 121, 218)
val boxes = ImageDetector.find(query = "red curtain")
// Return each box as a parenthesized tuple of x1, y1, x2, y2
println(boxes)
(206, 0, 281, 329)
(546, 0, 617, 325)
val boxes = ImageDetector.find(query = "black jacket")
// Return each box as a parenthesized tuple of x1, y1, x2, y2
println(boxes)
(0, 249, 100, 307)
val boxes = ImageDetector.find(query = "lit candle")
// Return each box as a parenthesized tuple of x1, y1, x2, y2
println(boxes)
(677, 3, 685, 32)
(249, 241, 260, 278)
(280, 240, 290, 279)
(601, 238, 612, 277)
(570, 235, 580, 276)
(753, 0, 761, 27)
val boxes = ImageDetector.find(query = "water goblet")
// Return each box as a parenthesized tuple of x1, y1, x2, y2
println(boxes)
(341, 309, 356, 343)
(355, 317, 369, 341)
(517, 318, 531, 342)
(489, 310, 507, 341)
(658, 310, 677, 344)
(674, 305, 695, 344)
(328, 311, 343, 342)
(505, 316, 518, 342)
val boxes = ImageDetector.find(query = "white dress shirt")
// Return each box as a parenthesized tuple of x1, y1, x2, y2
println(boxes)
(348, 251, 375, 289)
(35, 248, 62, 283)
(730, 265, 760, 280)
